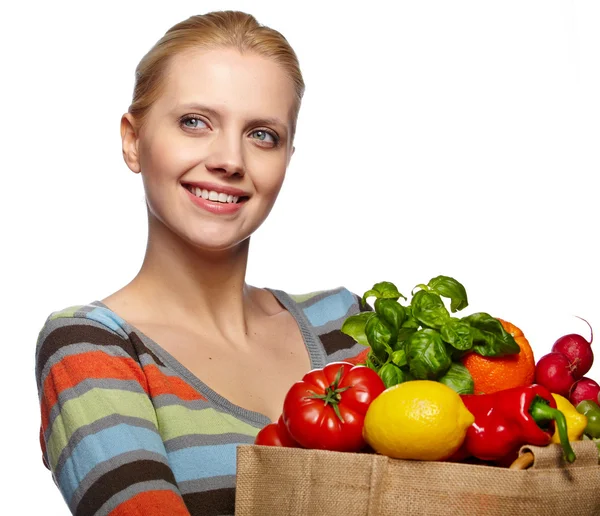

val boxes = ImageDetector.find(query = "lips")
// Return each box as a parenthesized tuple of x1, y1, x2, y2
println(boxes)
(183, 184, 240, 204)
(182, 181, 250, 198)
(182, 182, 249, 215)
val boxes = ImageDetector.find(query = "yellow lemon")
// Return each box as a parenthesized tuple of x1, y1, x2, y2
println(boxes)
(363, 380, 474, 460)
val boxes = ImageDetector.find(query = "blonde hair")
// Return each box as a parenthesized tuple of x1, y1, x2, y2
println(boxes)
(129, 10, 305, 138)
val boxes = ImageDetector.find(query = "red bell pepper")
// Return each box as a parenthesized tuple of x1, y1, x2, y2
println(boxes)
(453, 384, 576, 464)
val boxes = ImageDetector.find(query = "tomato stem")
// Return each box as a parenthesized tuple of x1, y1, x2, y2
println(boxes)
(306, 370, 353, 423)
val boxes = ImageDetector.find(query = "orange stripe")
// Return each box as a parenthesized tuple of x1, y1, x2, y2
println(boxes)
(142, 364, 206, 401)
(343, 347, 370, 366)
(108, 490, 191, 516)
(40, 352, 207, 431)
(41, 351, 148, 429)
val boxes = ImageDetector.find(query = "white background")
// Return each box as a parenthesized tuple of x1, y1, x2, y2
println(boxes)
(2, 0, 599, 513)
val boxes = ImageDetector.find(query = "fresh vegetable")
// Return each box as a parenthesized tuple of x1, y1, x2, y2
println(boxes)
(461, 318, 535, 394)
(341, 276, 520, 392)
(569, 377, 600, 407)
(282, 361, 385, 452)
(576, 400, 600, 439)
(438, 363, 474, 395)
(534, 352, 577, 397)
(255, 415, 300, 447)
(551, 316, 594, 379)
(362, 380, 474, 460)
(453, 384, 576, 464)
(550, 394, 588, 443)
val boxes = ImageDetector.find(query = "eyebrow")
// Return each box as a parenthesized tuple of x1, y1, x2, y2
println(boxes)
(176, 102, 288, 133)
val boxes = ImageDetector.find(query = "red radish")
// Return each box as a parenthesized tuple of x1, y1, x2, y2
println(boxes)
(569, 377, 600, 407)
(534, 352, 577, 397)
(551, 316, 594, 379)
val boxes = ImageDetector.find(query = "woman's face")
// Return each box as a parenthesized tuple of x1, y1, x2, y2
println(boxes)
(124, 48, 297, 251)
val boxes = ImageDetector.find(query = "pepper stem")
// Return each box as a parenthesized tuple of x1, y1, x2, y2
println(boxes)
(530, 398, 576, 463)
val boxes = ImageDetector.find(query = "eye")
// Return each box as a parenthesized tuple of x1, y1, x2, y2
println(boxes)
(250, 129, 279, 147)
(180, 115, 208, 130)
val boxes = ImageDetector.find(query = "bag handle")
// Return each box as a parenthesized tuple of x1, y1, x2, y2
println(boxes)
(510, 440, 599, 470)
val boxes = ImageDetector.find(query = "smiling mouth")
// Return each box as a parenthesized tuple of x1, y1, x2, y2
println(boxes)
(183, 184, 249, 204)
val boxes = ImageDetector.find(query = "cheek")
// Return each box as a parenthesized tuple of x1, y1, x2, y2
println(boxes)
(139, 134, 199, 180)
(251, 155, 288, 197)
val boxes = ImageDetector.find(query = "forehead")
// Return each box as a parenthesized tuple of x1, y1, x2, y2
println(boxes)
(155, 48, 297, 123)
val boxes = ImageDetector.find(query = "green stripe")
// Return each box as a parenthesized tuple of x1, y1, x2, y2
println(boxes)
(47, 388, 158, 469)
(156, 405, 260, 441)
(288, 290, 326, 303)
(49, 306, 84, 320)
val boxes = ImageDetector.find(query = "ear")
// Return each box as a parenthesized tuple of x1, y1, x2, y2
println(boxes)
(121, 113, 141, 173)
(286, 145, 296, 166)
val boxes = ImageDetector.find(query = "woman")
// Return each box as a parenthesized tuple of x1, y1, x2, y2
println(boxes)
(35, 10, 368, 516)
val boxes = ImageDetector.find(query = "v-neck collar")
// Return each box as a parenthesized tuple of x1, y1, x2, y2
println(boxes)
(91, 288, 327, 427)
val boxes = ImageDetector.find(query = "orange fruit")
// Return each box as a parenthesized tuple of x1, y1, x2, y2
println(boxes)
(461, 318, 535, 394)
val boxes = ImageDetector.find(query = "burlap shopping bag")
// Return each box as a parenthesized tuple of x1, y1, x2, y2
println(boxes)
(235, 440, 599, 515)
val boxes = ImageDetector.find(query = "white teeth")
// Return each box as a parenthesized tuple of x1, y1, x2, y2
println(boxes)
(186, 185, 241, 203)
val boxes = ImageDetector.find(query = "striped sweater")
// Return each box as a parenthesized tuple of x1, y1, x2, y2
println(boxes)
(35, 287, 370, 516)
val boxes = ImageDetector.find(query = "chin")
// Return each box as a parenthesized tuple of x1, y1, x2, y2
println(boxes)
(186, 229, 252, 253)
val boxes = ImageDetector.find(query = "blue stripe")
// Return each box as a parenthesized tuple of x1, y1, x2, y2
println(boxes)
(58, 424, 166, 502)
(169, 444, 238, 482)
(302, 289, 355, 327)
(86, 307, 127, 336)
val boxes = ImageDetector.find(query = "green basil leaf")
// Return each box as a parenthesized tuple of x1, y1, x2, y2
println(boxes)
(379, 363, 413, 389)
(391, 349, 407, 367)
(463, 312, 520, 356)
(450, 347, 470, 361)
(393, 327, 418, 351)
(438, 362, 475, 394)
(365, 350, 384, 372)
(374, 299, 406, 332)
(340, 312, 376, 346)
(362, 281, 406, 304)
(400, 305, 420, 329)
(411, 290, 450, 329)
(365, 315, 393, 361)
(427, 275, 469, 312)
(406, 329, 452, 380)
(440, 318, 474, 351)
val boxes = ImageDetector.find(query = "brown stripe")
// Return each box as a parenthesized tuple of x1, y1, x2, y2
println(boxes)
(319, 329, 359, 355)
(37, 324, 132, 374)
(75, 459, 178, 516)
(183, 488, 235, 516)
(129, 331, 166, 367)
(356, 294, 373, 312)
(37, 324, 165, 375)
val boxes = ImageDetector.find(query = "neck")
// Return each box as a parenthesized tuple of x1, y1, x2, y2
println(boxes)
(128, 214, 257, 338)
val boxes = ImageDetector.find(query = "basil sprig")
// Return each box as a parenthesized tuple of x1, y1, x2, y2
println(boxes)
(341, 275, 520, 393)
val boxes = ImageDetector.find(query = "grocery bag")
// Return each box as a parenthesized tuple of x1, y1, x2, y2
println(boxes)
(235, 440, 599, 515)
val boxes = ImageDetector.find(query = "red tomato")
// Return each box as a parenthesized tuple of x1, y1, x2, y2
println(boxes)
(282, 361, 385, 452)
(254, 415, 300, 447)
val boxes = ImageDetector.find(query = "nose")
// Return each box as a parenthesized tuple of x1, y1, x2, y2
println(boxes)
(204, 132, 245, 178)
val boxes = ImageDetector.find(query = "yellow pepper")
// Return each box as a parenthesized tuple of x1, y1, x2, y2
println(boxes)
(551, 394, 588, 443)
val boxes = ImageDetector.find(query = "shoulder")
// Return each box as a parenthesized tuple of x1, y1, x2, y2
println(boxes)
(284, 286, 369, 326)
(275, 286, 371, 364)
(35, 303, 134, 383)
(36, 303, 130, 347)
